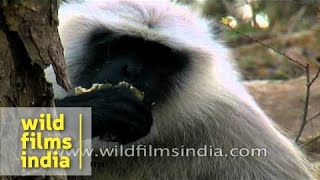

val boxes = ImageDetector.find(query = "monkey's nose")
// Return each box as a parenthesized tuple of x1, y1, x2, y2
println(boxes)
(122, 64, 143, 79)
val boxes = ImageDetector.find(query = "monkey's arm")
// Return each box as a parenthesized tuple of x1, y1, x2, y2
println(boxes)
(54, 87, 153, 144)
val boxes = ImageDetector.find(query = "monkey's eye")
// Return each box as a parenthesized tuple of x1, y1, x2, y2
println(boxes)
(142, 44, 189, 75)
(90, 38, 126, 64)
(87, 31, 124, 61)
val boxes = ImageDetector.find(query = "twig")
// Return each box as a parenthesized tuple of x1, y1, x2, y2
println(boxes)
(309, 66, 320, 86)
(301, 134, 320, 147)
(222, 24, 307, 68)
(307, 112, 320, 123)
(295, 64, 311, 142)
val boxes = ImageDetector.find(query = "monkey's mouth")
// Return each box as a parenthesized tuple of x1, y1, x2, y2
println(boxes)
(74, 82, 151, 142)
(74, 81, 145, 101)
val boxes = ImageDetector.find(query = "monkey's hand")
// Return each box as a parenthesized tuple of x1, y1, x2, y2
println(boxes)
(54, 86, 153, 144)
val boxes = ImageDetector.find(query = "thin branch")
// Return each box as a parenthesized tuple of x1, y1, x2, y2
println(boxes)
(295, 64, 311, 142)
(308, 66, 320, 86)
(301, 134, 320, 147)
(221, 24, 307, 68)
(307, 111, 320, 123)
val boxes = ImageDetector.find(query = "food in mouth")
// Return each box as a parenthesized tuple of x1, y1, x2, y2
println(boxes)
(75, 81, 146, 141)
(74, 81, 144, 101)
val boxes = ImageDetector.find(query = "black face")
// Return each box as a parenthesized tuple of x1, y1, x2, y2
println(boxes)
(76, 30, 190, 106)
(55, 30, 190, 143)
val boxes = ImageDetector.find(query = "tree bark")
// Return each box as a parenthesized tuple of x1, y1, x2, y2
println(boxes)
(0, 0, 69, 179)
(0, 0, 70, 107)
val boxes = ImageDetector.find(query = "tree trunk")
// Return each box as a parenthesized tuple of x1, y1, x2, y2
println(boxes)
(0, 0, 70, 107)
(0, 0, 69, 179)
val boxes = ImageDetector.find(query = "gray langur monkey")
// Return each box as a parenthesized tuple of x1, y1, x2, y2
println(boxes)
(45, 0, 316, 179)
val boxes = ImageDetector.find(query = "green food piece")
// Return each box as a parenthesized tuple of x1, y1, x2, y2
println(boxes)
(74, 83, 112, 95)
(117, 81, 144, 101)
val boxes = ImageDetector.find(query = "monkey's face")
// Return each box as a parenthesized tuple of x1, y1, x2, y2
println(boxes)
(60, 30, 191, 143)
(75, 30, 190, 107)
(54, 0, 210, 143)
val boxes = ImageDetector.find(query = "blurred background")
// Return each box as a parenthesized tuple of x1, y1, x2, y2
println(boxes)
(178, 0, 320, 166)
